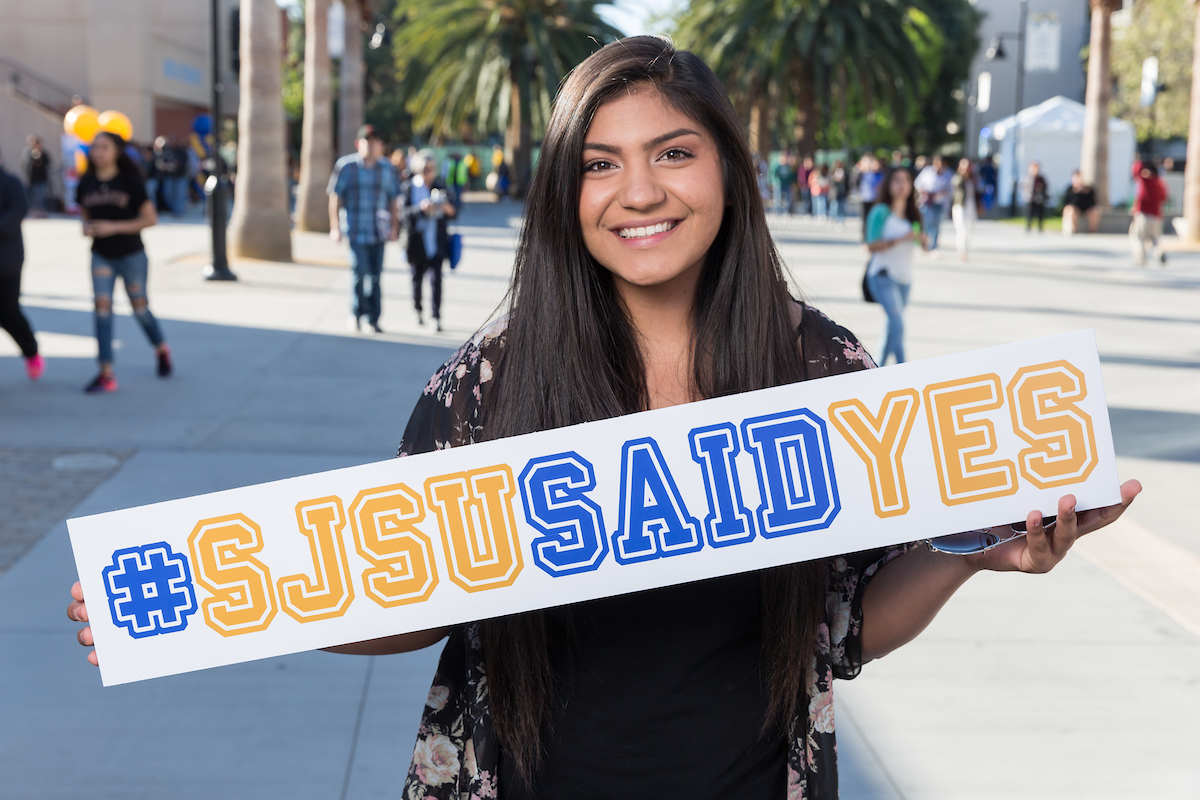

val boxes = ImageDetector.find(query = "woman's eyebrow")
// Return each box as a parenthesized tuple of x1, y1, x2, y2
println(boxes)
(582, 128, 702, 155)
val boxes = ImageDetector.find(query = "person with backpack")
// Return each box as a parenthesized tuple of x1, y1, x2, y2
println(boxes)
(400, 150, 456, 331)
(328, 124, 401, 334)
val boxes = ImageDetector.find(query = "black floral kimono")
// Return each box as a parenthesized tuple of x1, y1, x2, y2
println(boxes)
(397, 304, 914, 800)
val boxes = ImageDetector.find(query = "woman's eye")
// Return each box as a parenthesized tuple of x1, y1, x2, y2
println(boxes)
(661, 147, 692, 162)
(583, 160, 615, 173)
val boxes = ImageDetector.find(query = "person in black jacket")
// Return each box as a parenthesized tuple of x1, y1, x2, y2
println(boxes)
(400, 151, 457, 331)
(0, 146, 43, 380)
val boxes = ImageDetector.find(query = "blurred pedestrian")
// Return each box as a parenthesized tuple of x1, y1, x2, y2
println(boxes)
(798, 155, 813, 216)
(401, 151, 456, 331)
(914, 154, 951, 255)
(865, 166, 926, 365)
(1061, 171, 1098, 234)
(950, 158, 977, 262)
(1019, 161, 1049, 233)
(76, 131, 171, 393)
(858, 154, 883, 241)
(977, 155, 997, 213)
(19, 135, 52, 218)
(328, 124, 401, 334)
(0, 144, 43, 380)
(773, 151, 797, 215)
(390, 147, 410, 181)
(809, 163, 830, 222)
(830, 160, 849, 230)
(154, 136, 188, 216)
(755, 152, 771, 203)
(1130, 159, 1168, 267)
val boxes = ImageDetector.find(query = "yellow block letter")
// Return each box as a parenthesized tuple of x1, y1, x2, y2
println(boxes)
(829, 389, 920, 518)
(924, 374, 1018, 505)
(188, 513, 278, 636)
(1007, 360, 1097, 488)
(349, 483, 439, 607)
(426, 465, 523, 592)
(277, 496, 355, 622)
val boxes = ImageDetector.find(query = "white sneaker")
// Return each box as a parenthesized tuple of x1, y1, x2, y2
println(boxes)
(348, 315, 362, 332)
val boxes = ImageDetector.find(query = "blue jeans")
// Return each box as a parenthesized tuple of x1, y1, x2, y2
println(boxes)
(164, 175, 188, 215)
(866, 271, 910, 365)
(91, 250, 164, 365)
(922, 204, 945, 249)
(833, 197, 846, 223)
(349, 240, 386, 324)
(776, 186, 793, 214)
(813, 194, 828, 218)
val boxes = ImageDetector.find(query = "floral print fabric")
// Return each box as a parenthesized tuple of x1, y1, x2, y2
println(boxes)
(397, 304, 913, 800)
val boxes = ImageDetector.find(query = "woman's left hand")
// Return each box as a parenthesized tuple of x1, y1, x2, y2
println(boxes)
(965, 479, 1142, 574)
(87, 220, 118, 238)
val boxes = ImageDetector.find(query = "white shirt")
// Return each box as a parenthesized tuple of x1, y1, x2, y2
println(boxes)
(867, 212, 917, 285)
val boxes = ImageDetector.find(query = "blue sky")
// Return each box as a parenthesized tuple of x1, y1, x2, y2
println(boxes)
(599, 0, 681, 37)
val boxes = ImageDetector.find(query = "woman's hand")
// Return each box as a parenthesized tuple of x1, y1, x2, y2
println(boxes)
(966, 479, 1142, 574)
(67, 581, 99, 667)
(85, 220, 119, 238)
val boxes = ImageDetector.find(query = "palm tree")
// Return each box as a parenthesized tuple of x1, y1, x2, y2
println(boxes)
(229, 0, 294, 262)
(1080, 0, 1121, 210)
(337, 0, 367, 157)
(1185, 0, 1200, 243)
(673, 0, 930, 157)
(296, 0, 334, 233)
(391, 0, 623, 195)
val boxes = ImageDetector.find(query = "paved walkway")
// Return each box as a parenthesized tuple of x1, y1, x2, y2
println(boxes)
(1, 206, 1197, 798)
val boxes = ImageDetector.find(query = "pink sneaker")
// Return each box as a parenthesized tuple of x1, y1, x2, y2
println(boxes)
(85, 373, 118, 394)
(25, 354, 44, 381)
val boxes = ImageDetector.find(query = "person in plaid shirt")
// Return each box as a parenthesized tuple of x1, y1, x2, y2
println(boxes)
(328, 124, 400, 333)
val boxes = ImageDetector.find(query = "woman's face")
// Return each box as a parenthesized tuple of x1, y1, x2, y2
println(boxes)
(90, 135, 118, 169)
(578, 87, 725, 299)
(889, 169, 911, 201)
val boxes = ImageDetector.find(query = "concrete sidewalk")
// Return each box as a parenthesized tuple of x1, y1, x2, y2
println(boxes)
(2, 207, 1198, 798)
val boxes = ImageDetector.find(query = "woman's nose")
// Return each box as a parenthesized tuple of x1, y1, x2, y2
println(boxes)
(618, 162, 666, 209)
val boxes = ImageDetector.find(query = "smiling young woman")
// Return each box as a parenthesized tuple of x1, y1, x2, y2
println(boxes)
(68, 35, 1139, 800)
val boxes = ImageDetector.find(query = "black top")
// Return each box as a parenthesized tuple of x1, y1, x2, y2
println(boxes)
(24, 149, 50, 184)
(0, 167, 27, 274)
(500, 571, 785, 800)
(400, 177, 452, 263)
(76, 171, 148, 258)
(1064, 185, 1096, 212)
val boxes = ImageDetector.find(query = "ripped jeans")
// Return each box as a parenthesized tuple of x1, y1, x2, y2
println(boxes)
(91, 250, 164, 365)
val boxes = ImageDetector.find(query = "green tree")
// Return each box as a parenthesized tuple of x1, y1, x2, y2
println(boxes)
(1111, 0, 1194, 141)
(672, 0, 934, 156)
(390, 0, 623, 194)
(907, 0, 981, 154)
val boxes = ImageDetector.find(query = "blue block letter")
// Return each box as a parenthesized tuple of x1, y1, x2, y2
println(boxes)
(689, 423, 755, 548)
(519, 453, 608, 576)
(612, 438, 703, 564)
(741, 409, 841, 537)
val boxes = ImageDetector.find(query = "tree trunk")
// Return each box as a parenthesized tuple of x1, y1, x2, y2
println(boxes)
(229, 0, 293, 262)
(1081, 0, 1120, 208)
(749, 86, 772, 159)
(1184, 2, 1200, 243)
(337, 0, 365, 158)
(505, 65, 532, 197)
(295, 0, 333, 232)
(791, 60, 818, 157)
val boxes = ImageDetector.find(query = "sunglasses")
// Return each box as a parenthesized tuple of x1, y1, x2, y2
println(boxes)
(926, 516, 1057, 555)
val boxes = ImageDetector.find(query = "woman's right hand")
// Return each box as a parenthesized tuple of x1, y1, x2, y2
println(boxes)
(67, 581, 99, 667)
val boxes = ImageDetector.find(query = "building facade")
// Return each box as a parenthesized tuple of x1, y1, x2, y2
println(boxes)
(963, 0, 1094, 159)
(0, 0, 240, 179)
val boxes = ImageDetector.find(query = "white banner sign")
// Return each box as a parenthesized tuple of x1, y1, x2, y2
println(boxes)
(1025, 13, 1062, 74)
(70, 331, 1121, 686)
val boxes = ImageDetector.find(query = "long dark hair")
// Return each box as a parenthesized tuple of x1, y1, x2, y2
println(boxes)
(85, 131, 141, 178)
(875, 165, 922, 228)
(483, 36, 826, 783)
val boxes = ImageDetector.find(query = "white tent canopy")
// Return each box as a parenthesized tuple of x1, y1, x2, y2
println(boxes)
(980, 95, 1136, 208)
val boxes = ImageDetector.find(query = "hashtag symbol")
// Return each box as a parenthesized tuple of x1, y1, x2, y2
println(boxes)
(103, 542, 198, 639)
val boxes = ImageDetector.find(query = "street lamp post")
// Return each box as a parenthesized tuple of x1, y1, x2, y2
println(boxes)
(986, 0, 1028, 216)
(205, 0, 237, 281)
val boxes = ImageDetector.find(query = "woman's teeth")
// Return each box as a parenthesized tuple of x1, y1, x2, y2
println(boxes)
(618, 221, 676, 239)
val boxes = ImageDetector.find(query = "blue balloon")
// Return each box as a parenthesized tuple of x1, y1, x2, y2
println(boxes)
(192, 114, 213, 136)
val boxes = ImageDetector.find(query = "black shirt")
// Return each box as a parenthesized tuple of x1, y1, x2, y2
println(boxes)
(500, 571, 785, 800)
(76, 171, 148, 258)
(0, 168, 28, 274)
(1064, 185, 1096, 212)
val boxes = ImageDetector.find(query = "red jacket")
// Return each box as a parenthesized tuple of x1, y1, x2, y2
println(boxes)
(1132, 162, 1168, 217)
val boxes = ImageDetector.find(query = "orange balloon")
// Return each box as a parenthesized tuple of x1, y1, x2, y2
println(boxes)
(64, 105, 100, 144)
(98, 110, 133, 142)
(74, 149, 89, 175)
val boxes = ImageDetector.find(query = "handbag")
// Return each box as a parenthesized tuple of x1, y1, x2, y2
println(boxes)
(448, 232, 463, 270)
(861, 256, 877, 303)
